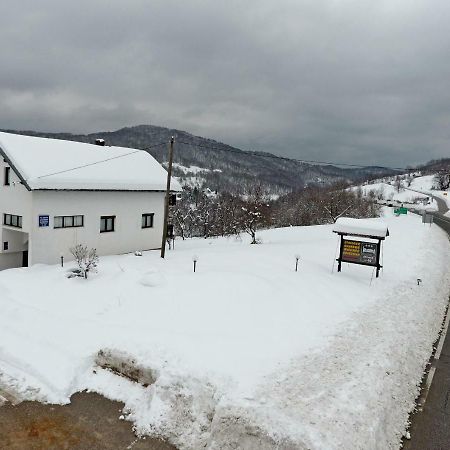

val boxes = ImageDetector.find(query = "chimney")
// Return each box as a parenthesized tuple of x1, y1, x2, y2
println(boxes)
(95, 138, 106, 146)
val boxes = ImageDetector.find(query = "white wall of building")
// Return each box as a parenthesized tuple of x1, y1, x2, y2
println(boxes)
(30, 190, 165, 265)
(0, 160, 33, 232)
(0, 159, 32, 269)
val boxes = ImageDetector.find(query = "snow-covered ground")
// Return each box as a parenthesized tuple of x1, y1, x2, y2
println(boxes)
(1, 211, 450, 449)
(406, 175, 450, 212)
(408, 175, 435, 192)
(354, 175, 439, 212)
(171, 163, 220, 175)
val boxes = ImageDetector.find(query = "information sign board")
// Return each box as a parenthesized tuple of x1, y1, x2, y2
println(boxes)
(39, 215, 49, 227)
(342, 239, 378, 265)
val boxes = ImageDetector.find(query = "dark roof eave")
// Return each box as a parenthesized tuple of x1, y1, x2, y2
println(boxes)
(333, 230, 389, 240)
(0, 145, 32, 191)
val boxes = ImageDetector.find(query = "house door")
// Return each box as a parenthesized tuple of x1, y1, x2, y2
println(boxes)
(22, 251, 28, 267)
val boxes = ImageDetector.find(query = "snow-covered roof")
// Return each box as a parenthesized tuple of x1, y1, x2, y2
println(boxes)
(0, 132, 182, 192)
(332, 217, 389, 238)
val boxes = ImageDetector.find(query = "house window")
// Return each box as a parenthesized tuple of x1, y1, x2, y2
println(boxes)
(4, 214, 22, 228)
(100, 216, 115, 233)
(4, 167, 10, 186)
(54, 215, 84, 229)
(142, 213, 154, 229)
(3, 242, 8, 251)
(169, 194, 177, 206)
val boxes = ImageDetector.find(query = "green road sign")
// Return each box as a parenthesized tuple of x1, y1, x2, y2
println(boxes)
(394, 207, 408, 215)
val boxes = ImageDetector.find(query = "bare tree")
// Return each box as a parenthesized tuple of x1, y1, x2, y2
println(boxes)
(272, 184, 381, 228)
(375, 185, 385, 200)
(434, 171, 450, 190)
(236, 186, 270, 244)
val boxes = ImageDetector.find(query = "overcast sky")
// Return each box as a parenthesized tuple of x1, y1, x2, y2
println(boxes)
(1, 0, 449, 167)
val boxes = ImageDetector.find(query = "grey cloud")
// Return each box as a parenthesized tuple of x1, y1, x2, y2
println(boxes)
(1, 0, 450, 167)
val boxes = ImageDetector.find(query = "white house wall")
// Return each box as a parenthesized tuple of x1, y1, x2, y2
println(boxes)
(0, 160, 33, 232)
(31, 190, 165, 265)
(0, 159, 32, 269)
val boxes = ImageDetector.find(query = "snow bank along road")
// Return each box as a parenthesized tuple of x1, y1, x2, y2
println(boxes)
(0, 211, 449, 449)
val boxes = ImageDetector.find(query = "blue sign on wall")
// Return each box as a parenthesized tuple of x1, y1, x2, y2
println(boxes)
(39, 215, 49, 227)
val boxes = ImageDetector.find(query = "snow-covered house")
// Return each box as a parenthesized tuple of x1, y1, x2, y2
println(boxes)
(0, 132, 181, 270)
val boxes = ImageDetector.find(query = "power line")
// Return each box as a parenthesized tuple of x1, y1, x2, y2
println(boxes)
(176, 140, 417, 172)
(29, 136, 418, 182)
(34, 142, 167, 180)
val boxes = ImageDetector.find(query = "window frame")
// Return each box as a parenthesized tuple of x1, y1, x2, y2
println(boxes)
(141, 213, 154, 229)
(100, 215, 116, 233)
(4, 167, 10, 186)
(3, 213, 22, 228)
(54, 215, 84, 229)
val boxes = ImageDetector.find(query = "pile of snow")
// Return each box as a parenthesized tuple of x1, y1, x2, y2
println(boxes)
(0, 211, 449, 449)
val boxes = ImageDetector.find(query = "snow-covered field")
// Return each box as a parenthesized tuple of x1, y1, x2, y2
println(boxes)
(1, 211, 450, 449)
(355, 175, 436, 207)
(406, 175, 450, 212)
(408, 175, 435, 192)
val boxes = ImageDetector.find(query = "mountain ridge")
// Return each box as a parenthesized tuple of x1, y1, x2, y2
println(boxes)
(0, 124, 398, 194)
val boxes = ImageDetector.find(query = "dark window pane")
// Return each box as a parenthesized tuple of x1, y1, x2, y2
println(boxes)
(4, 167, 10, 186)
(64, 216, 74, 227)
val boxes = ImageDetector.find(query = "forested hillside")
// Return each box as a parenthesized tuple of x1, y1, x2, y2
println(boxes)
(1, 124, 396, 194)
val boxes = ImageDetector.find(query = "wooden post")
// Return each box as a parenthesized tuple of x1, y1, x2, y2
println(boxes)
(337, 234, 344, 272)
(375, 239, 382, 278)
(160, 137, 174, 258)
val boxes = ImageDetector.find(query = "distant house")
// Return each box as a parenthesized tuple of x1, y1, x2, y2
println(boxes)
(0, 132, 181, 270)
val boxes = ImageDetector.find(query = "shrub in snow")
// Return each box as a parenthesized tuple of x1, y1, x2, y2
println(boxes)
(69, 244, 99, 279)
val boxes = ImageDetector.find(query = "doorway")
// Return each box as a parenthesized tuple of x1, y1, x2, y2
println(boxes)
(22, 250, 28, 267)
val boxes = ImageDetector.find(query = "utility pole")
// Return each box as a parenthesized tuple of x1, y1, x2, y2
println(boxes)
(161, 136, 174, 258)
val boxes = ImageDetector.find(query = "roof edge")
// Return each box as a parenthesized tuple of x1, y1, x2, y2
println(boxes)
(0, 144, 31, 191)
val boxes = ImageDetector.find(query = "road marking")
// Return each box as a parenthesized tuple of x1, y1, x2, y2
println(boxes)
(419, 366, 437, 407)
